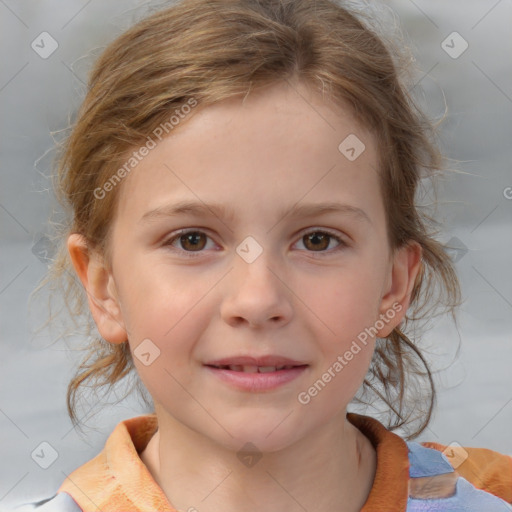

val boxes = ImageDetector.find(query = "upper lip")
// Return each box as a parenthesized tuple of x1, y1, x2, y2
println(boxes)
(204, 356, 308, 367)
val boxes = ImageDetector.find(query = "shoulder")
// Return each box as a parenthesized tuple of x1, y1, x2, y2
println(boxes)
(406, 440, 512, 510)
(9, 493, 82, 512)
(421, 441, 512, 491)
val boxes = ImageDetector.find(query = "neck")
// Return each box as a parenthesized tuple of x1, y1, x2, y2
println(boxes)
(140, 408, 376, 512)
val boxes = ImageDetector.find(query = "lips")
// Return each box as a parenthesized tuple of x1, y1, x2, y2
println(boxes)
(204, 360, 309, 391)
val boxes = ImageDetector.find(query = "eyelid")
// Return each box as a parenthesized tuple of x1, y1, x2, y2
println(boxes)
(295, 226, 347, 241)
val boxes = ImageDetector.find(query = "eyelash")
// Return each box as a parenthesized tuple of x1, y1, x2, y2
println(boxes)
(162, 228, 348, 258)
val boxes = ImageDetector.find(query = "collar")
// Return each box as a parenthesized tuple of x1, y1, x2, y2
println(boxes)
(59, 412, 411, 511)
(348, 412, 410, 511)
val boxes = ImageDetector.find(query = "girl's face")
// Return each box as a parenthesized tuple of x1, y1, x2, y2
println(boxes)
(73, 81, 420, 452)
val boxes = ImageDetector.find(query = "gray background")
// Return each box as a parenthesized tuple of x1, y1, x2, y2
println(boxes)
(1, 0, 511, 509)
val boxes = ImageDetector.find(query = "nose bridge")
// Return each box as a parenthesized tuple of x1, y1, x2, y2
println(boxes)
(233, 236, 281, 297)
(220, 236, 293, 327)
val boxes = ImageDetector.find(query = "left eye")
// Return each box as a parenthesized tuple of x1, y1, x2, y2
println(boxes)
(295, 231, 346, 252)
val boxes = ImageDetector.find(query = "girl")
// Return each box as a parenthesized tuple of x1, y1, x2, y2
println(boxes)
(19, 0, 512, 510)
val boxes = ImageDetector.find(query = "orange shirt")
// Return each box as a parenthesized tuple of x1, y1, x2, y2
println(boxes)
(56, 413, 512, 511)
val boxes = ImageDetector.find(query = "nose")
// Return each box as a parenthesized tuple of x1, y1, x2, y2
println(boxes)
(220, 249, 293, 329)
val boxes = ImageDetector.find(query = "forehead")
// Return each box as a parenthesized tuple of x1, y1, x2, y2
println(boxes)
(113, 81, 382, 226)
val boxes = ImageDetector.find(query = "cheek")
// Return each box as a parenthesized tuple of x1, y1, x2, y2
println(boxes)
(128, 305, 210, 410)
(118, 261, 216, 339)
(119, 276, 216, 398)
(296, 331, 375, 422)
(308, 268, 383, 339)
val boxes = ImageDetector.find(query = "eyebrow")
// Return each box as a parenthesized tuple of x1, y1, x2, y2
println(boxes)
(140, 200, 371, 225)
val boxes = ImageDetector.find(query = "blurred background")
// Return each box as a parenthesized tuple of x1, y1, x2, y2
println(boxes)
(1, 0, 511, 508)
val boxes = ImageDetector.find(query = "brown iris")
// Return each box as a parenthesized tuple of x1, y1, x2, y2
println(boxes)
(303, 232, 330, 251)
(179, 232, 207, 251)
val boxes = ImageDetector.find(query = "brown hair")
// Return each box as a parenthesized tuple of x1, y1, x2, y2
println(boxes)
(34, 0, 461, 438)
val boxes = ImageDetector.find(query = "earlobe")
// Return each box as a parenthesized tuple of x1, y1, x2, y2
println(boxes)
(67, 233, 128, 344)
(376, 241, 422, 338)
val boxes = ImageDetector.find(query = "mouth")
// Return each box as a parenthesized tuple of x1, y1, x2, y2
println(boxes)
(203, 363, 309, 391)
(205, 364, 307, 373)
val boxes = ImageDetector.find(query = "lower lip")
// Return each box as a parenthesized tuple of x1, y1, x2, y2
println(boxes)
(204, 365, 308, 391)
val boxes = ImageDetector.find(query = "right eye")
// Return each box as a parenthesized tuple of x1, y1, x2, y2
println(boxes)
(163, 229, 217, 257)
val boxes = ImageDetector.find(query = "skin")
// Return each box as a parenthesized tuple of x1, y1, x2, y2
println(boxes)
(68, 79, 422, 512)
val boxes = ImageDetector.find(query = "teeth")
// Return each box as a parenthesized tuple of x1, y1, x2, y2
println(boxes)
(220, 365, 295, 373)
(258, 366, 277, 373)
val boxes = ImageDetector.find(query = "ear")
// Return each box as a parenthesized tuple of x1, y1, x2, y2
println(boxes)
(67, 233, 128, 344)
(376, 241, 422, 337)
